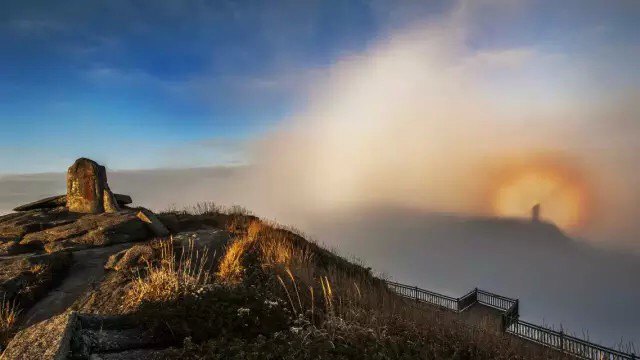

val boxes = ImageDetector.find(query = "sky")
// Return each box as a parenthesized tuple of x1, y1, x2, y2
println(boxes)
(1, 0, 638, 172)
(1, 1, 640, 345)
(1, 1, 640, 245)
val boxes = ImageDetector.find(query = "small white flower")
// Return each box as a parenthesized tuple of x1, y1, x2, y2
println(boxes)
(237, 307, 251, 316)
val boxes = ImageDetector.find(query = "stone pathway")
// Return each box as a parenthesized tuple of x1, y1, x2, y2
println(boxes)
(21, 243, 135, 327)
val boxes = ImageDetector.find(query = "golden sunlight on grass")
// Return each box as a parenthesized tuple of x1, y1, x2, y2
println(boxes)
(0, 296, 19, 344)
(218, 220, 315, 284)
(124, 238, 212, 309)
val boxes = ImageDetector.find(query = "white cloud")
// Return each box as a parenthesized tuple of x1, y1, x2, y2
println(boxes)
(238, 0, 640, 250)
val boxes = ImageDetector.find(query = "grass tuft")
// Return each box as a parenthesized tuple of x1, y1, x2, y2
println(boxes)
(124, 238, 213, 309)
(0, 296, 20, 345)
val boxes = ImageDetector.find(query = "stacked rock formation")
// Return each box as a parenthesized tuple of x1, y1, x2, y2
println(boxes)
(12, 158, 133, 213)
(66, 158, 119, 214)
(1, 157, 169, 255)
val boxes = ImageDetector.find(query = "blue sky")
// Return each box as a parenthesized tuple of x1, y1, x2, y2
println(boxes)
(0, 0, 638, 173)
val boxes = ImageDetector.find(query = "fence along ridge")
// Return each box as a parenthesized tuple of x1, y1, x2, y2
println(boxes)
(384, 280, 637, 360)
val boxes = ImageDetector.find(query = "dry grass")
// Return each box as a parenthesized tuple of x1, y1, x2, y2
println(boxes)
(217, 234, 256, 284)
(212, 215, 568, 359)
(254, 222, 314, 269)
(272, 263, 568, 359)
(124, 238, 213, 309)
(163, 201, 253, 218)
(0, 296, 20, 345)
(28, 263, 46, 275)
(162, 203, 569, 358)
(217, 221, 315, 285)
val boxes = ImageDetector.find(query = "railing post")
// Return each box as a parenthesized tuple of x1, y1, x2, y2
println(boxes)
(631, 353, 636, 360)
(559, 330, 564, 351)
(414, 286, 419, 303)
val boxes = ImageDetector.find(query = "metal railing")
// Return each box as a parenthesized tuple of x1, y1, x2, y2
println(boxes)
(384, 280, 637, 360)
(385, 281, 459, 311)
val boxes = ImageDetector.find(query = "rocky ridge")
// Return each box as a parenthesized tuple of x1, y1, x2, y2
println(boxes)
(0, 158, 179, 358)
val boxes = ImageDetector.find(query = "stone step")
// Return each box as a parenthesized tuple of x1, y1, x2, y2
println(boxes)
(75, 328, 164, 355)
(88, 348, 179, 360)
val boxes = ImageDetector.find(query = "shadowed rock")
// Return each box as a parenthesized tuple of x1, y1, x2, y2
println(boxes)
(19, 211, 151, 253)
(0, 208, 79, 240)
(136, 209, 169, 237)
(0, 252, 73, 308)
(105, 245, 154, 271)
(67, 158, 119, 214)
(13, 194, 133, 212)
(172, 229, 232, 250)
(77, 328, 163, 354)
(85, 348, 180, 360)
(156, 213, 180, 233)
(13, 196, 67, 212)
(0, 208, 80, 254)
(21, 244, 134, 327)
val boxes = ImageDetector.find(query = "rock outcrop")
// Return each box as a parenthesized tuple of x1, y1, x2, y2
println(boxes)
(0, 252, 73, 308)
(20, 211, 151, 253)
(12, 196, 67, 212)
(3, 312, 173, 359)
(66, 158, 119, 214)
(172, 229, 231, 251)
(0, 157, 211, 358)
(0, 208, 79, 240)
(2, 311, 77, 360)
(136, 209, 170, 237)
(13, 194, 133, 212)
(104, 245, 154, 271)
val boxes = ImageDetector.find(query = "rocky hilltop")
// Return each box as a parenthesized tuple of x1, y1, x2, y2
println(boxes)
(1, 158, 168, 256)
(0, 159, 566, 360)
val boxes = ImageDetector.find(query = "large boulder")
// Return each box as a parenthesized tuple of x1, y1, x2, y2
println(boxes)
(2, 311, 77, 360)
(66, 158, 120, 214)
(136, 209, 169, 238)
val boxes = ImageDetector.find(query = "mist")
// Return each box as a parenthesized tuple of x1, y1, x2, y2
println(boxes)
(2, 166, 638, 345)
(1, 0, 639, 348)
(244, 2, 640, 251)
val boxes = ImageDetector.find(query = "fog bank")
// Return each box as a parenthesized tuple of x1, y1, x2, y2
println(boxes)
(1, 0, 639, 348)
(245, 2, 640, 250)
(1, 167, 639, 345)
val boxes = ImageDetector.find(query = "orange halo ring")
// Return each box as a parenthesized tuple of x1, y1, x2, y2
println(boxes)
(485, 156, 593, 230)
